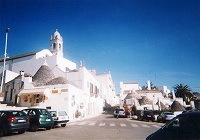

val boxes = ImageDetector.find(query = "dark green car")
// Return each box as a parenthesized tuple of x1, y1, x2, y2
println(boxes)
(22, 108, 54, 132)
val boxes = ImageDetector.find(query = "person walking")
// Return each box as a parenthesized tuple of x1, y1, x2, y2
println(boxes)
(115, 108, 120, 119)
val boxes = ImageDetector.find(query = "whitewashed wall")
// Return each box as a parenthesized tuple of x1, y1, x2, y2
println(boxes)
(5, 70, 19, 83)
(120, 82, 139, 93)
(1, 50, 77, 77)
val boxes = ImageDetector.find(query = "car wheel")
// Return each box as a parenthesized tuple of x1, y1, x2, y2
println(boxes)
(18, 130, 26, 134)
(61, 124, 66, 127)
(52, 124, 56, 129)
(30, 124, 38, 132)
(139, 117, 143, 121)
(46, 126, 52, 130)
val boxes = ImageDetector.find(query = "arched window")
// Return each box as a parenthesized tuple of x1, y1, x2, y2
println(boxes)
(53, 43, 56, 50)
(59, 44, 61, 50)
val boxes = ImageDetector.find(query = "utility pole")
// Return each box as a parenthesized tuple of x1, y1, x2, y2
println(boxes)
(0, 28, 10, 93)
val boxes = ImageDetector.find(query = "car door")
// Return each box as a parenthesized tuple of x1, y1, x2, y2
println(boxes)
(164, 114, 198, 139)
(27, 110, 39, 126)
(160, 118, 180, 139)
(160, 112, 165, 121)
(176, 114, 200, 139)
(0, 111, 7, 133)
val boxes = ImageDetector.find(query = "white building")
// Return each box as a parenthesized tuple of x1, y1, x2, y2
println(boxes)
(119, 80, 173, 111)
(157, 86, 171, 98)
(2, 64, 86, 120)
(91, 70, 117, 107)
(65, 66, 105, 118)
(118, 82, 140, 107)
(0, 30, 116, 121)
(120, 82, 140, 94)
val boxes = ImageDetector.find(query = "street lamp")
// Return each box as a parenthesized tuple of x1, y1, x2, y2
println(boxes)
(0, 28, 10, 93)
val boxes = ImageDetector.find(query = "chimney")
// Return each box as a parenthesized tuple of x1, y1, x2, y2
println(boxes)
(20, 70, 24, 76)
(147, 80, 151, 90)
(172, 90, 176, 100)
(80, 60, 83, 67)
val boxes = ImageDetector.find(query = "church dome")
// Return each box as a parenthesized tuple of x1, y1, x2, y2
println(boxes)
(53, 29, 62, 39)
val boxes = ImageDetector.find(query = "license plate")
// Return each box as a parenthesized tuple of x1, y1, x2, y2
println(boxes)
(18, 120, 26, 122)
(147, 115, 151, 117)
(46, 119, 51, 121)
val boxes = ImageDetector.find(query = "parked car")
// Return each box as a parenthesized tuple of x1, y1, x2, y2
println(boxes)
(157, 112, 175, 123)
(113, 108, 126, 118)
(0, 110, 30, 136)
(22, 108, 54, 132)
(182, 109, 200, 114)
(49, 110, 69, 128)
(138, 110, 155, 122)
(146, 111, 200, 140)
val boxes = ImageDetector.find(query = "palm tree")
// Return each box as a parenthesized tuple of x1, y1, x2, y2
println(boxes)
(173, 84, 194, 105)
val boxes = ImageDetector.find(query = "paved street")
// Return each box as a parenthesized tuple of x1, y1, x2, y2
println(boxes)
(1, 114, 163, 140)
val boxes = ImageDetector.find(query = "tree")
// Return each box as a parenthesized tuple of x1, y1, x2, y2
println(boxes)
(173, 83, 195, 105)
(142, 82, 157, 90)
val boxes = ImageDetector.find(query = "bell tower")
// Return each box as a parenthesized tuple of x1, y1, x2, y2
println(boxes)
(50, 29, 63, 57)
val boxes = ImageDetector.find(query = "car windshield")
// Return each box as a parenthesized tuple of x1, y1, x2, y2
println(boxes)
(49, 111, 56, 116)
(10, 111, 26, 117)
(39, 109, 49, 115)
(164, 112, 174, 115)
(58, 111, 67, 116)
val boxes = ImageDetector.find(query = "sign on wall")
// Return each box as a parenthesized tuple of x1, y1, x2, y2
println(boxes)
(52, 90, 58, 94)
(61, 89, 68, 93)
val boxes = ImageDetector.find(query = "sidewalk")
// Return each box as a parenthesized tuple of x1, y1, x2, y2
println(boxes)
(68, 114, 101, 123)
(0, 104, 26, 110)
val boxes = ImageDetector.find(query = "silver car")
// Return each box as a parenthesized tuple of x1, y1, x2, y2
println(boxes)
(113, 108, 126, 118)
(157, 112, 175, 122)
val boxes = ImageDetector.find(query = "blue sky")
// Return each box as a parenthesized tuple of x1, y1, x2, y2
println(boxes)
(0, 0, 200, 93)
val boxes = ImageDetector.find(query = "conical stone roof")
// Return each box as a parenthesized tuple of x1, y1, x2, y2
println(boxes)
(139, 96, 152, 105)
(160, 101, 169, 110)
(32, 65, 55, 86)
(46, 77, 68, 85)
(171, 100, 185, 112)
(124, 93, 133, 99)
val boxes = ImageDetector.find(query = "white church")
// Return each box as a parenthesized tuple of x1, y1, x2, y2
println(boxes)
(0, 30, 117, 121)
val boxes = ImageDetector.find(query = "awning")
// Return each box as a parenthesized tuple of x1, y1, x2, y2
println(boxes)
(18, 88, 49, 96)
